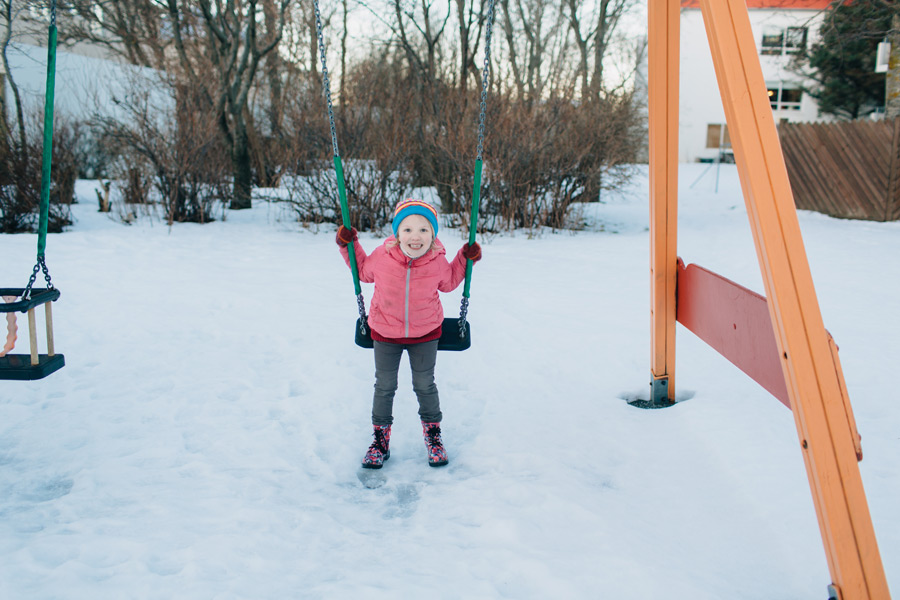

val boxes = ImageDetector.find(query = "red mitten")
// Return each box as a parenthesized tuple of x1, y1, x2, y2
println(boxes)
(462, 242, 482, 263)
(336, 226, 358, 247)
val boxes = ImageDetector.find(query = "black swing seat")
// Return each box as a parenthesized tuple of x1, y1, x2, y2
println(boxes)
(0, 353, 65, 381)
(0, 288, 65, 381)
(355, 317, 471, 351)
(0, 287, 60, 309)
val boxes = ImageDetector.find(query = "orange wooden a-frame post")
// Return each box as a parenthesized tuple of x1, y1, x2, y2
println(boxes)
(644, 1, 891, 599)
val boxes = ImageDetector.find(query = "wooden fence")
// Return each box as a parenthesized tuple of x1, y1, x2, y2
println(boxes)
(778, 118, 900, 221)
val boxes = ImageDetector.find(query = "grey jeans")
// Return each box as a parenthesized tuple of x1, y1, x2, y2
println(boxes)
(372, 339, 441, 426)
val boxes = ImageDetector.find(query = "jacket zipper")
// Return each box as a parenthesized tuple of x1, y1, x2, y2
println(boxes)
(404, 258, 412, 337)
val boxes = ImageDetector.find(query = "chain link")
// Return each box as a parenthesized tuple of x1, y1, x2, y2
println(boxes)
(458, 297, 469, 339)
(23, 256, 54, 301)
(475, 0, 496, 162)
(356, 293, 368, 335)
(313, 0, 340, 159)
(50, 0, 56, 27)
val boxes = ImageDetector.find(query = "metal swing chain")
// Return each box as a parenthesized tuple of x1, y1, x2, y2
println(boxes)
(313, 0, 368, 334)
(313, 1, 340, 160)
(475, 0, 495, 163)
(458, 0, 495, 339)
(23, 256, 54, 301)
(458, 296, 469, 338)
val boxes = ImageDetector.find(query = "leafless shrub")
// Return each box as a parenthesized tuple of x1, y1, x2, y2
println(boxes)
(428, 90, 644, 234)
(94, 77, 231, 225)
(110, 166, 155, 224)
(285, 158, 413, 231)
(281, 50, 642, 235)
(274, 56, 416, 231)
(50, 120, 80, 209)
(0, 115, 76, 234)
(69, 123, 115, 180)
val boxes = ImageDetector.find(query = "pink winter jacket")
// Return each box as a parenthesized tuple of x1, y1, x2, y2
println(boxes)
(340, 236, 468, 340)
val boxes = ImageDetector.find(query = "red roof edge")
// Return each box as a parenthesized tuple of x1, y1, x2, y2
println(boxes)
(681, 0, 832, 9)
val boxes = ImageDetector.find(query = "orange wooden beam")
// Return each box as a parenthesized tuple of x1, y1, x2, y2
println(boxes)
(647, 0, 679, 406)
(697, 0, 890, 597)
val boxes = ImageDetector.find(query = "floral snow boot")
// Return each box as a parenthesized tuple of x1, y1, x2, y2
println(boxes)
(422, 422, 448, 467)
(361, 424, 391, 469)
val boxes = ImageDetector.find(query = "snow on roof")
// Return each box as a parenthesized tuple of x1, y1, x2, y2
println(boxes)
(680, 0, 832, 8)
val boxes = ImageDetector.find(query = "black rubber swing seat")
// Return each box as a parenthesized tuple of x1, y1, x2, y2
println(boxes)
(0, 288, 66, 381)
(0, 287, 60, 309)
(0, 353, 65, 381)
(355, 317, 471, 351)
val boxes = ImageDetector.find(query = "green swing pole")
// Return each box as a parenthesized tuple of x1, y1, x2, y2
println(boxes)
(23, 0, 58, 301)
(38, 3, 58, 260)
(333, 156, 362, 296)
(463, 160, 483, 298)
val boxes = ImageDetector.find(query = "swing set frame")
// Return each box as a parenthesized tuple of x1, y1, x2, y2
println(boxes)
(643, 2, 890, 598)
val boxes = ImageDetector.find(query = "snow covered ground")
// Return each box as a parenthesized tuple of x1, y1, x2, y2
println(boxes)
(1, 164, 897, 599)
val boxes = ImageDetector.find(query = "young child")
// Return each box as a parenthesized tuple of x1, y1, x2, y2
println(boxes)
(336, 199, 482, 469)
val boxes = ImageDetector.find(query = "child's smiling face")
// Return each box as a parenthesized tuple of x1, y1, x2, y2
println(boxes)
(396, 214, 434, 258)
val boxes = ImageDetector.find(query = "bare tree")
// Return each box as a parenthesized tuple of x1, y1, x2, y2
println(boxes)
(498, 0, 567, 102)
(95, 73, 230, 224)
(381, 0, 456, 207)
(0, 2, 74, 233)
(564, 0, 635, 100)
(390, 0, 451, 86)
(60, 0, 291, 209)
(1, 0, 28, 151)
(181, 0, 291, 208)
(453, 0, 490, 94)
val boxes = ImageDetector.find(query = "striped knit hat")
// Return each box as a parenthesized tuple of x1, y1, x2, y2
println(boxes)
(392, 199, 439, 237)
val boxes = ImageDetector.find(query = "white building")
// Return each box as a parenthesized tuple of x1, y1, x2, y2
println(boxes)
(2, 6, 162, 129)
(678, 0, 832, 163)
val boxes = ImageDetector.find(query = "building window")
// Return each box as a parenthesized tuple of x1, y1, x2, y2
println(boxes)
(761, 26, 807, 56)
(767, 83, 803, 110)
(706, 124, 731, 149)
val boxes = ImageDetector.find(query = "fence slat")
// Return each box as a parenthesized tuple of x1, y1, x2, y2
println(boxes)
(887, 119, 900, 222)
(778, 119, 896, 221)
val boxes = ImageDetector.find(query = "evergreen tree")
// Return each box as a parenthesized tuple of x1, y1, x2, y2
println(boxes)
(796, 0, 893, 119)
